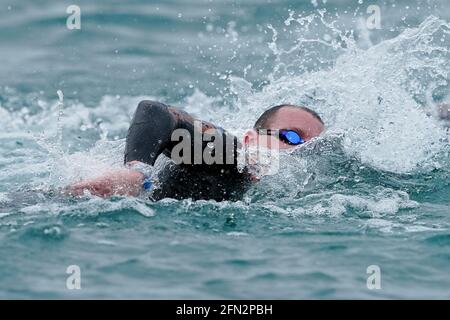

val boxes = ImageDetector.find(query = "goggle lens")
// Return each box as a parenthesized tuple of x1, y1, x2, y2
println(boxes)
(279, 130, 304, 145)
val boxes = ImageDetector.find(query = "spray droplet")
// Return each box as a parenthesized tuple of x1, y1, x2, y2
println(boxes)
(57, 90, 64, 102)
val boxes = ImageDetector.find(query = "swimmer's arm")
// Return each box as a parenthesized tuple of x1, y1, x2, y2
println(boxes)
(124, 100, 230, 166)
(67, 101, 179, 197)
(66, 101, 181, 198)
(124, 100, 180, 165)
(67, 100, 231, 198)
(66, 167, 144, 197)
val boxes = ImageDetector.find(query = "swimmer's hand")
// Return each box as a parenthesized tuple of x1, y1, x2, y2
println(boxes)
(65, 168, 144, 198)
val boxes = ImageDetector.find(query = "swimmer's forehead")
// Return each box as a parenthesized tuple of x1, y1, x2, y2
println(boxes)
(267, 106, 324, 138)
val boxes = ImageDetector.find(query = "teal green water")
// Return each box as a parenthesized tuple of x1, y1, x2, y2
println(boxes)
(1, 0, 450, 299)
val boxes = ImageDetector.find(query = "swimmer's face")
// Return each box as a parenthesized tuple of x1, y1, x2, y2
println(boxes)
(243, 106, 325, 150)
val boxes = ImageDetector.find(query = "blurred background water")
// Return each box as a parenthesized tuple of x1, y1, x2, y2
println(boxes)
(1, 0, 450, 298)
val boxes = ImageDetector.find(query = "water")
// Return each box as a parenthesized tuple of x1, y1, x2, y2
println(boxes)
(1, 0, 450, 299)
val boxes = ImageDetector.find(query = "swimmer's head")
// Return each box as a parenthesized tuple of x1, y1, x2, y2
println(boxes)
(243, 104, 325, 150)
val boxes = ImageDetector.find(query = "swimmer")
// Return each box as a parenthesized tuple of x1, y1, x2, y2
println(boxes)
(67, 101, 325, 201)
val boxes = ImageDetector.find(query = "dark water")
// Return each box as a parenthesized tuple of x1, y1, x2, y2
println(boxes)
(1, 0, 450, 298)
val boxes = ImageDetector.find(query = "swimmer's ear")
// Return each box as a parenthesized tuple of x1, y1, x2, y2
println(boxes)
(243, 129, 258, 146)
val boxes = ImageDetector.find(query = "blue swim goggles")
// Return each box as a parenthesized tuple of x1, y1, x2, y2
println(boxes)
(258, 129, 305, 146)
